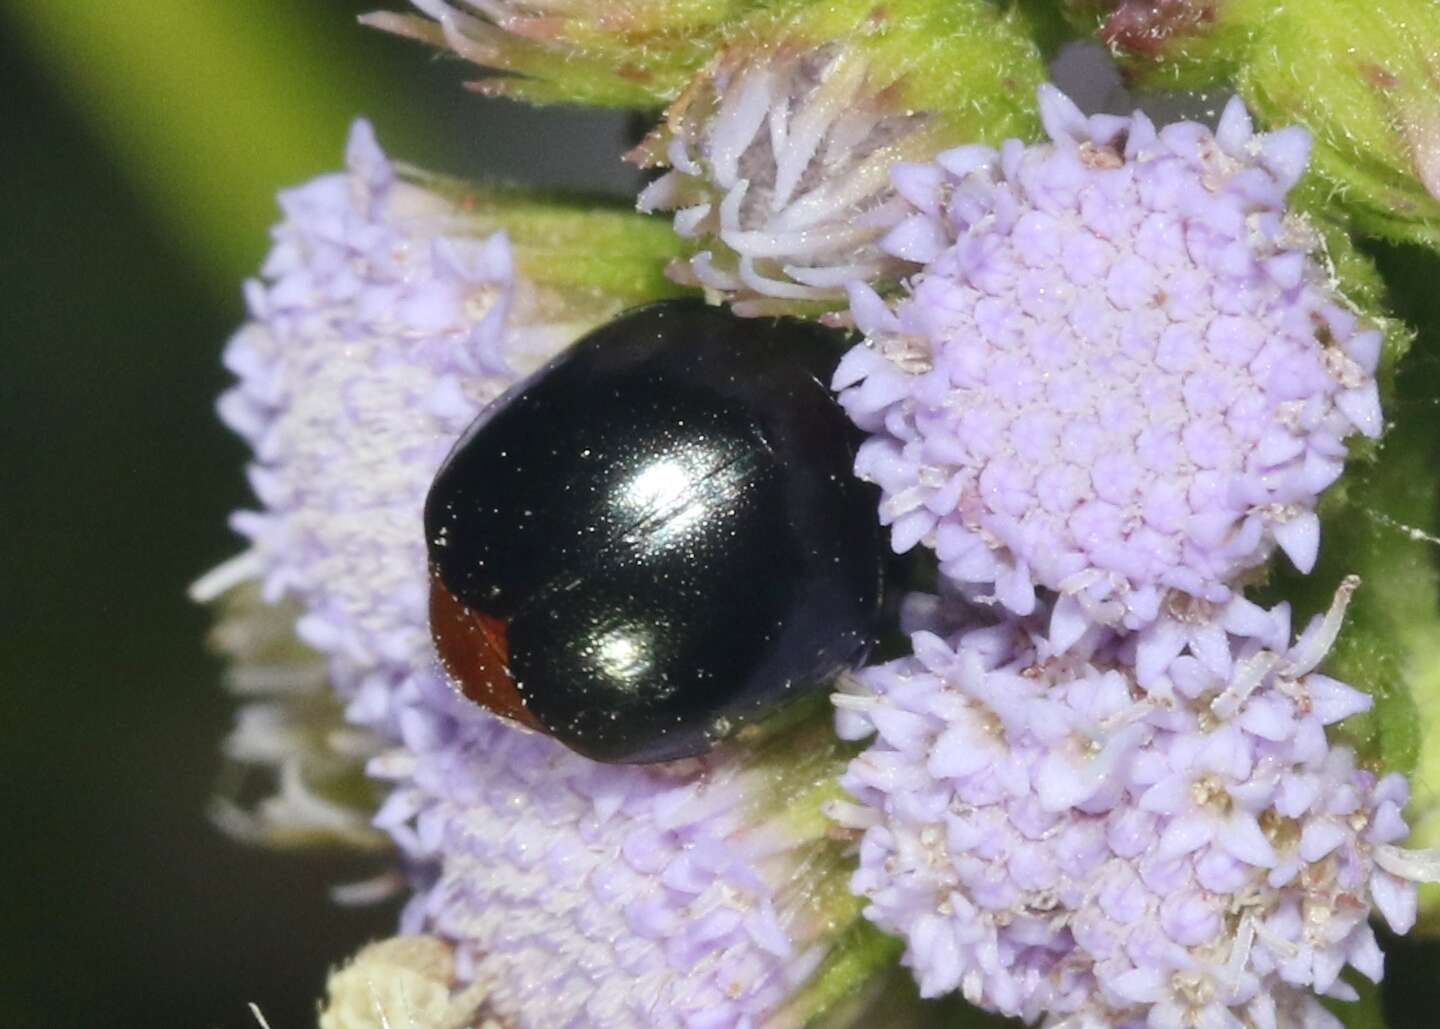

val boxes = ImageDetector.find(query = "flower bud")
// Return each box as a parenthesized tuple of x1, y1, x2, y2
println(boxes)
(1061, 0, 1252, 75)
(632, 0, 1048, 315)
(320, 936, 493, 1029)
(1242, 0, 1440, 251)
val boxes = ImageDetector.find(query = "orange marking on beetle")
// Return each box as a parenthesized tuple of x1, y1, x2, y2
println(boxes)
(429, 577, 542, 730)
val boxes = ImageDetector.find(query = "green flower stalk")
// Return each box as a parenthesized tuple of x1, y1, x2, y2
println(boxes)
(1065, 0, 1440, 252)
(632, 0, 1048, 314)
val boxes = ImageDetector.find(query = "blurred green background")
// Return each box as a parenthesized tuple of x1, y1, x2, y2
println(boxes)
(2, 2, 1438, 1027)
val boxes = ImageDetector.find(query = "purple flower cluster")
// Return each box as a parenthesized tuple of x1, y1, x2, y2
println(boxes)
(831, 586, 1417, 1027)
(218, 122, 839, 1028)
(829, 88, 1432, 1025)
(835, 87, 1382, 634)
(374, 674, 826, 1027)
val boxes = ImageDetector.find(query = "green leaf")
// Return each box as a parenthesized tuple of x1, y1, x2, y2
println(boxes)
(772, 922, 903, 1029)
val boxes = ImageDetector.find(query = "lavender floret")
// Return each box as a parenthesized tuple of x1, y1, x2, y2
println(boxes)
(635, 44, 925, 315)
(830, 585, 1423, 1026)
(835, 88, 1383, 635)
(372, 677, 829, 1027)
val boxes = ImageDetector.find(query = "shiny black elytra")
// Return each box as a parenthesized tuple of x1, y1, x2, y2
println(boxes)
(424, 299, 885, 764)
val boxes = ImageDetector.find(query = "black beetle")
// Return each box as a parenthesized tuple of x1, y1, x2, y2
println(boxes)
(424, 299, 885, 763)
